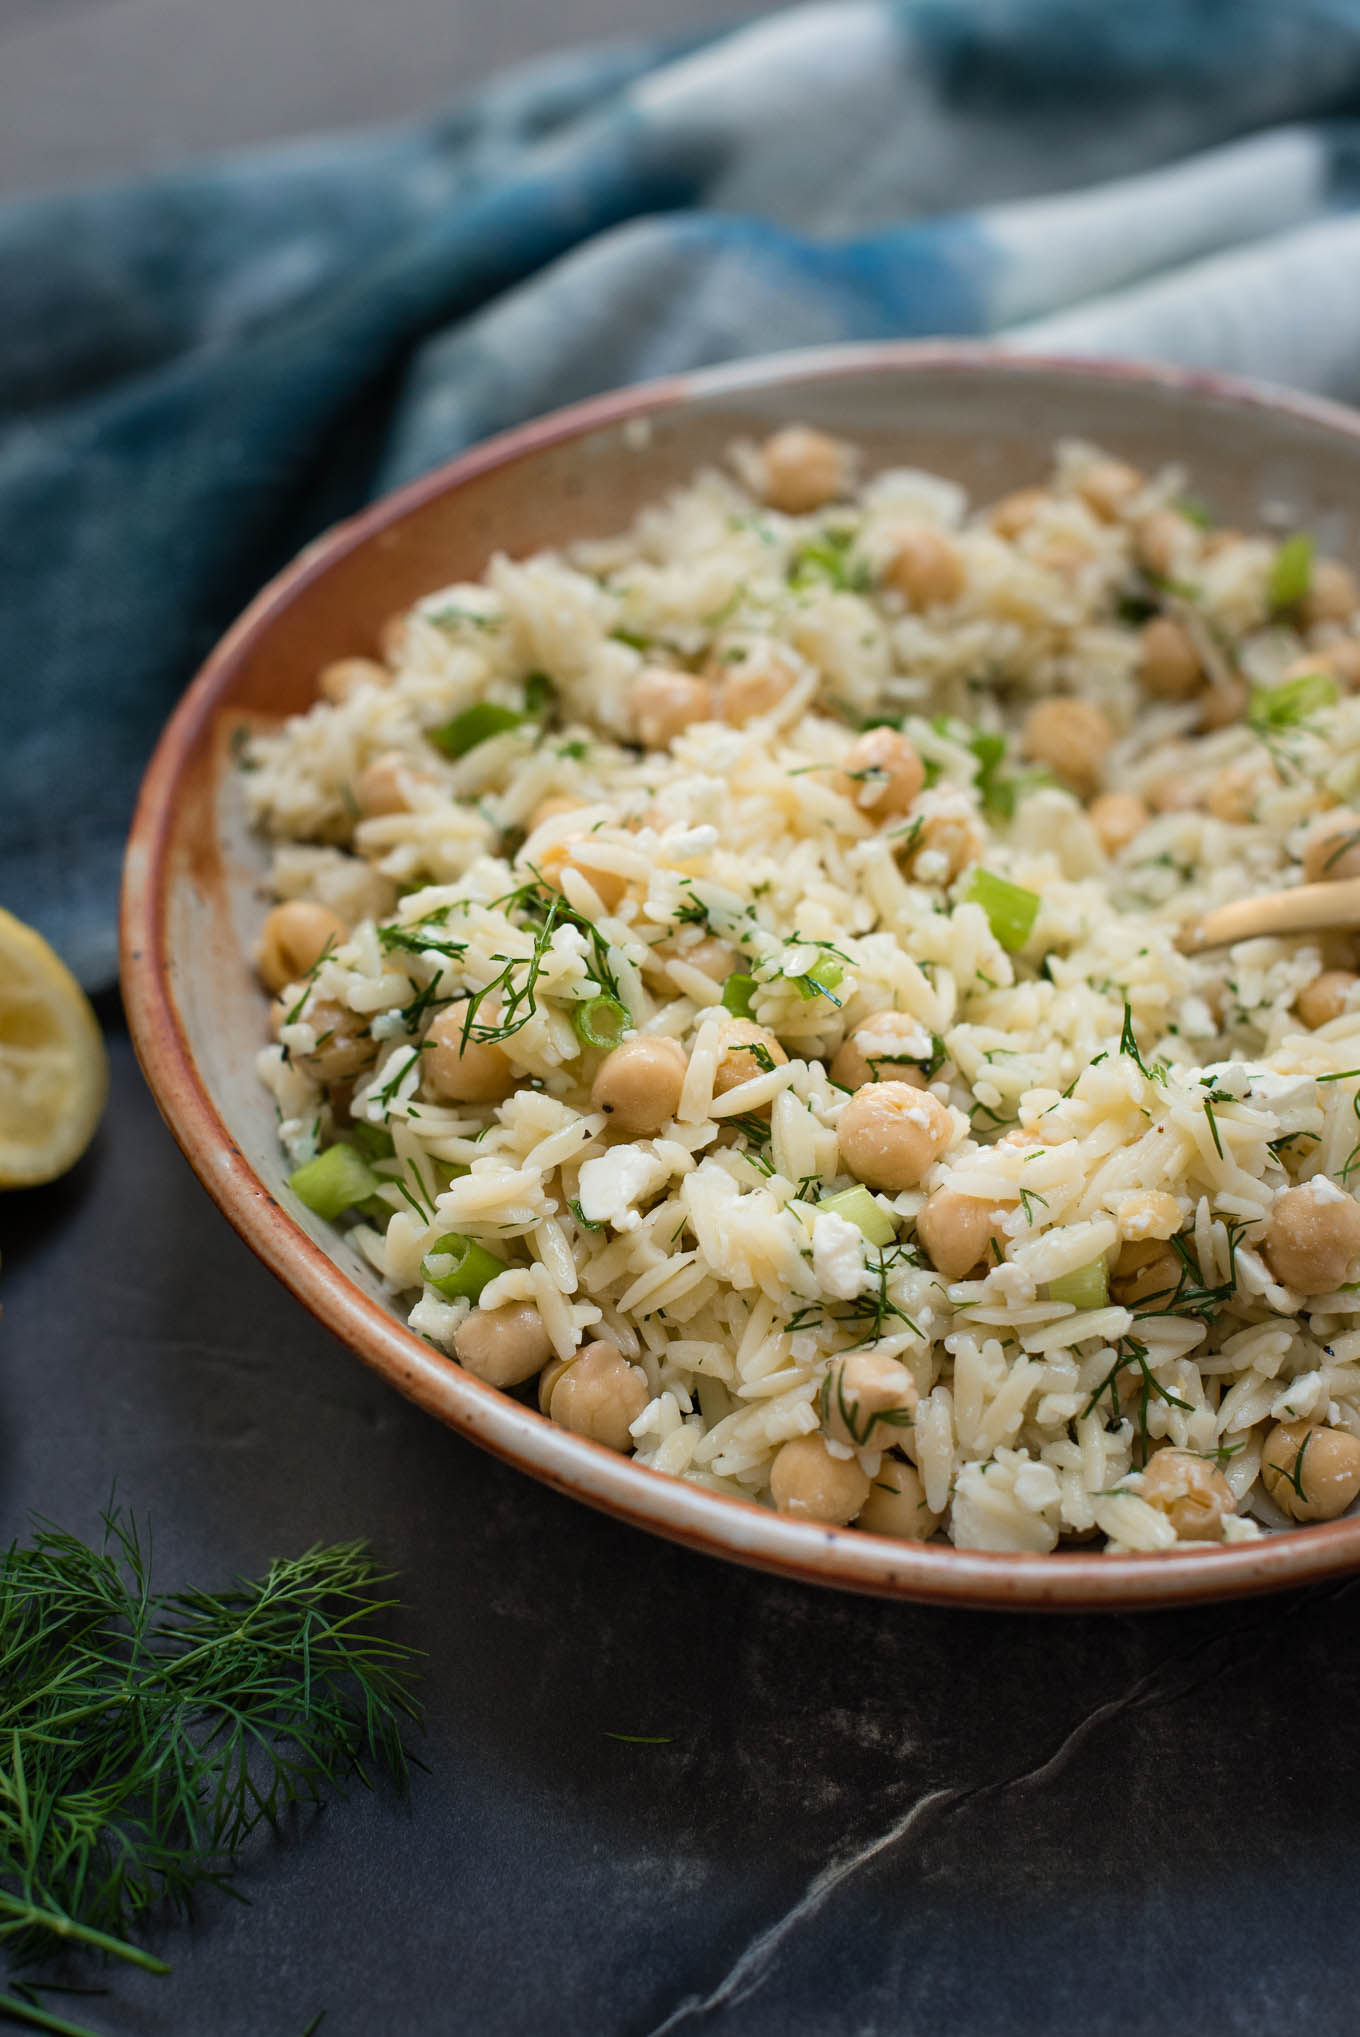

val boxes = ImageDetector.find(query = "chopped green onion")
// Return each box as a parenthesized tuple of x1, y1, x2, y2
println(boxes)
(1268, 531, 1315, 613)
(573, 994, 631, 1050)
(964, 868, 1040, 952)
(792, 955, 843, 1001)
(817, 1185, 897, 1248)
(347, 1122, 396, 1162)
(523, 670, 556, 716)
(721, 973, 758, 1018)
(787, 529, 870, 593)
(1048, 1258, 1110, 1311)
(1248, 669, 1338, 728)
(289, 1143, 381, 1221)
(427, 701, 525, 758)
(421, 1233, 504, 1301)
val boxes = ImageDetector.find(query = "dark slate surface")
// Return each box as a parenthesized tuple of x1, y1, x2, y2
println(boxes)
(6, 1012, 1360, 2036)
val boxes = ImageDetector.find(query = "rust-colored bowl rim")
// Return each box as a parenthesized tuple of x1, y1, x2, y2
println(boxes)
(121, 340, 1360, 1610)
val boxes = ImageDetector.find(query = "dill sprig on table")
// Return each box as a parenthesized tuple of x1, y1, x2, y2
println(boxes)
(0, 1507, 421, 2016)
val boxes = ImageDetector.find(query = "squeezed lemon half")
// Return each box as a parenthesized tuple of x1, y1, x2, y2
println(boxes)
(0, 908, 108, 1188)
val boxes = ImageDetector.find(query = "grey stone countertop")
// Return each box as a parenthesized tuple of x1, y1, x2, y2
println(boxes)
(6, 1009, 1360, 2036)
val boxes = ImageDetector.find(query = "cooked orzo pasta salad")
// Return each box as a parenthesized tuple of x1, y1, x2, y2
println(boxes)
(243, 424, 1360, 1554)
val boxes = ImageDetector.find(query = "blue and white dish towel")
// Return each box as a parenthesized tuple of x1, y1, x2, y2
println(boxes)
(6, 0, 1360, 985)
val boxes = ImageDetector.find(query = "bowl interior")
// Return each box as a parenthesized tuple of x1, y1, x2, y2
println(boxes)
(125, 346, 1360, 1609)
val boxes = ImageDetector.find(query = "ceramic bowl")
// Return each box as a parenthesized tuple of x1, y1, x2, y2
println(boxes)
(122, 342, 1360, 1609)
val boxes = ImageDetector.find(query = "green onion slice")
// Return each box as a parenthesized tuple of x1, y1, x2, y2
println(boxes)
(427, 701, 525, 759)
(421, 1234, 504, 1301)
(817, 1185, 897, 1248)
(347, 1122, 396, 1161)
(1268, 532, 1315, 613)
(523, 670, 556, 716)
(1048, 1258, 1110, 1311)
(721, 973, 757, 1018)
(573, 994, 631, 1050)
(792, 955, 843, 1001)
(289, 1143, 381, 1221)
(964, 868, 1040, 952)
(1248, 669, 1338, 728)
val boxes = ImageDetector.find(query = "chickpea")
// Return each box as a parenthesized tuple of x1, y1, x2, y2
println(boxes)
(1310, 638, 1360, 689)
(665, 934, 732, 984)
(538, 833, 629, 911)
(546, 1340, 649, 1452)
(318, 656, 388, 705)
(1261, 1420, 1360, 1522)
(1194, 678, 1248, 732)
(882, 527, 965, 609)
(916, 1186, 1009, 1281)
(1139, 615, 1202, 700)
(1264, 1180, 1360, 1294)
(422, 1005, 515, 1105)
(1089, 791, 1149, 856)
(527, 794, 587, 835)
(988, 487, 1047, 540)
(901, 804, 982, 883)
(821, 1352, 919, 1451)
(828, 1011, 929, 1092)
(289, 997, 375, 1085)
(1110, 1238, 1181, 1308)
(1297, 970, 1358, 1029)
(712, 1020, 788, 1099)
(1117, 1191, 1183, 1245)
(632, 666, 714, 749)
(758, 425, 851, 514)
(832, 728, 926, 819)
(453, 1304, 554, 1388)
(838, 1082, 953, 1193)
(1139, 1448, 1235, 1541)
(1147, 775, 1204, 815)
(1303, 809, 1360, 885)
(1201, 527, 1244, 559)
(717, 643, 801, 726)
(1031, 532, 1092, 579)
(857, 1457, 940, 1540)
(537, 1354, 572, 1413)
(1301, 558, 1360, 629)
(1020, 697, 1113, 800)
(256, 899, 350, 994)
(591, 1037, 687, 1135)
(379, 611, 411, 666)
(357, 752, 419, 819)
(1075, 458, 1142, 522)
(1207, 762, 1263, 825)
(769, 1434, 871, 1525)
(1134, 509, 1196, 580)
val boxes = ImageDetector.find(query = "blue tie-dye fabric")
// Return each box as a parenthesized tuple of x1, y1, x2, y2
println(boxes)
(9, 0, 1360, 985)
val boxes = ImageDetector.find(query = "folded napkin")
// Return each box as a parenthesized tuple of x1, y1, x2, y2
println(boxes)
(7, 0, 1360, 988)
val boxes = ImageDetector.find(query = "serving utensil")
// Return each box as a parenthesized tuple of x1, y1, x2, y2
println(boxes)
(1182, 878, 1360, 952)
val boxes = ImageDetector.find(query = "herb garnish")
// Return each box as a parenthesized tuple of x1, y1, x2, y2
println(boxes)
(0, 1509, 419, 2019)
(1083, 1337, 1194, 1462)
(1119, 1001, 1168, 1083)
(787, 528, 871, 594)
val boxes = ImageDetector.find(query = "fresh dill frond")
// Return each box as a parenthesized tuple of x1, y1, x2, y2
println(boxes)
(0, 1510, 421, 1997)
(455, 878, 624, 1053)
(1119, 1001, 1167, 1083)
(282, 934, 338, 1027)
(1082, 1337, 1194, 1460)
